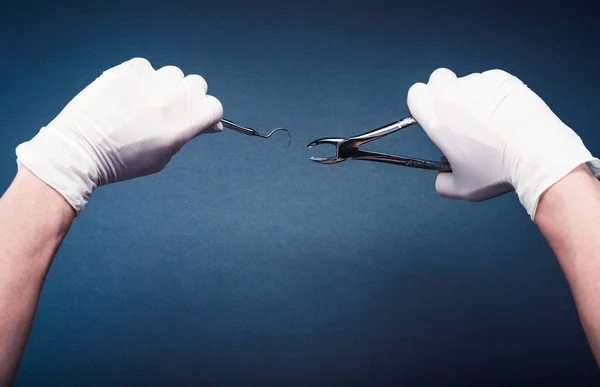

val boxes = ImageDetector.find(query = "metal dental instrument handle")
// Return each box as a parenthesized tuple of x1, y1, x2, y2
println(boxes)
(340, 117, 451, 171)
(221, 118, 291, 146)
(307, 115, 452, 172)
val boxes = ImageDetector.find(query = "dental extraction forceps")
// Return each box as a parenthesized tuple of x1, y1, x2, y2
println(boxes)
(221, 118, 292, 146)
(307, 116, 452, 172)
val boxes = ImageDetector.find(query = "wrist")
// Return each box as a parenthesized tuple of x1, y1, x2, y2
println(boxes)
(506, 126, 597, 219)
(15, 127, 99, 214)
(0, 167, 74, 276)
(535, 163, 600, 227)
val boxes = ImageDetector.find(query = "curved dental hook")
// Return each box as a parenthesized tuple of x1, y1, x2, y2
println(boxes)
(221, 118, 292, 147)
(255, 127, 292, 147)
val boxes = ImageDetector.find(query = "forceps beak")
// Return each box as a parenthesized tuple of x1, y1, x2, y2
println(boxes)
(307, 138, 346, 164)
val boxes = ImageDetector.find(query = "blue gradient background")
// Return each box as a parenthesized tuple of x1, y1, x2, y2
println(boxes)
(1, 0, 600, 385)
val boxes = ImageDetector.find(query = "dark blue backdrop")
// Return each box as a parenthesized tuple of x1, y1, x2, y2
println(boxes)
(1, 1, 599, 385)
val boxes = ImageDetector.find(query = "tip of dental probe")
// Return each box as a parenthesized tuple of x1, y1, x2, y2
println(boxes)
(257, 128, 292, 147)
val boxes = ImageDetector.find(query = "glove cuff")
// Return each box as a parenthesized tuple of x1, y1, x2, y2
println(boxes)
(511, 129, 598, 221)
(15, 127, 98, 215)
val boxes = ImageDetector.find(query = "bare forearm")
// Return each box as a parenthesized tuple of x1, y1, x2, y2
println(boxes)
(536, 164, 600, 364)
(0, 58, 222, 385)
(0, 168, 74, 386)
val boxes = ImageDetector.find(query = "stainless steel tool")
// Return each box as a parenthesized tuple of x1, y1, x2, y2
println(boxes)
(307, 116, 451, 171)
(221, 118, 291, 146)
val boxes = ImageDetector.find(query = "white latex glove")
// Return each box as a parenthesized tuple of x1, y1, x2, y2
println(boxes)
(16, 57, 223, 214)
(407, 68, 600, 220)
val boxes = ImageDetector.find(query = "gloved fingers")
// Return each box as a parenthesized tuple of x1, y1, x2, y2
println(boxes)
(183, 94, 224, 141)
(407, 81, 438, 139)
(428, 68, 457, 88)
(183, 74, 221, 136)
(127, 58, 155, 77)
(102, 57, 155, 80)
(156, 65, 185, 81)
(470, 69, 517, 100)
(488, 71, 526, 107)
(407, 82, 428, 122)
(495, 75, 524, 97)
(408, 69, 458, 143)
(204, 120, 224, 134)
(458, 72, 480, 82)
(201, 95, 224, 133)
(481, 69, 515, 86)
(435, 172, 461, 199)
(183, 74, 209, 96)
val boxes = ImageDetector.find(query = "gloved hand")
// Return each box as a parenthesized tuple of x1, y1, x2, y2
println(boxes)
(407, 68, 600, 220)
(16, 57, 223, 214)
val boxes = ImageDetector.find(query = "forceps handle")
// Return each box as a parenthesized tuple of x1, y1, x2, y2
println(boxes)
(349, 116, 419, 147)
(350, 149, 452, 172)
(343, 116, 452, 171)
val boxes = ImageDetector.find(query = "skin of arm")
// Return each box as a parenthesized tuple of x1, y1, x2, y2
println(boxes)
(536, 164, 600, 365)
(2, 164, 598, 385)
(1, 61, 598, 386)
(0, 57, 222, 386)
(408, 68, 600, 365)
(0, 167, 74, 386)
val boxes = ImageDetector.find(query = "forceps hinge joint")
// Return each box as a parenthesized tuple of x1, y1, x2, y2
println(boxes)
(307, 115, 451, 172)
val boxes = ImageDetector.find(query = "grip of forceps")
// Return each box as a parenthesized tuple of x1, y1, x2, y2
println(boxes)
(308, 116, 452, 172)
(351, 148, 451, 171)
(346, 117, 451, 172)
